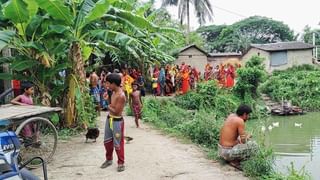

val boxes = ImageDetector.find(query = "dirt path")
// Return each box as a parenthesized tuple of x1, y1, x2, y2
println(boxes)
(33, 114, 247, 180)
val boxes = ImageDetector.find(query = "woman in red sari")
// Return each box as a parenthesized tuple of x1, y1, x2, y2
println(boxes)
(218, 64, 226, 87)
(181, 67, 190, 94)
(225, 64, 235, 88)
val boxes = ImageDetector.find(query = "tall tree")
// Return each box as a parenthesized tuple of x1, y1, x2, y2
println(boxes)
(161, 0, 213, 42)
(198, 16, 295, 53)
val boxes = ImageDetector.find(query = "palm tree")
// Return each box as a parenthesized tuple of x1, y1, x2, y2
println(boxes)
(162, 0, 213, 40)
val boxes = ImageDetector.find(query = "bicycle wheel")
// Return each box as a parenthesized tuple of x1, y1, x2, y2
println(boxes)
(15, 117, 58, 168)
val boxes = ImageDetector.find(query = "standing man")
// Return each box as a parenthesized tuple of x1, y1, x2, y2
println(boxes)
(101, 73, 126, 172)
(89, 70, 101, 112)
(218, 104, 257, 169)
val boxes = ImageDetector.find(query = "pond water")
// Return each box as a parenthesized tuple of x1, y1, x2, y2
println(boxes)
(264, 112, 320, 179)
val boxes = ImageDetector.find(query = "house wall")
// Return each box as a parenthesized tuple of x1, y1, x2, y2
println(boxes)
(207, 56, 241, 68)
(269, 49, 313, 71)
(175, 47, 208, 74)
(241, 48, 313, 73)
(241, 48, 271, 71)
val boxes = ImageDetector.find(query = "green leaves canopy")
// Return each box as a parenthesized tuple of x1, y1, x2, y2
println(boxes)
(197, 16, 295, 53)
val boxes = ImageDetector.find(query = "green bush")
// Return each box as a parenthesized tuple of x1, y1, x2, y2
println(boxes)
(175, 110, 222, 148)
(125, 105, 133, 116)
(233, 55, 267, 100)
(260, 65, 320, 111)
(75, 87, 97, 128)
(158, 101, 191, 128)
(241, 146, 275, 178)
(175, 80, 219, 110)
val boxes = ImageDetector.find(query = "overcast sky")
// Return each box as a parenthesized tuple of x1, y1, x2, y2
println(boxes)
(145, 0, 320, 34)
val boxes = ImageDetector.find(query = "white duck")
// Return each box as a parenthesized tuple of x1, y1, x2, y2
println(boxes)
(268, 125, 273, 131)
(272, 122, 279, 127)
(261, 126, 266, 132)
(294, 123, 302, 128)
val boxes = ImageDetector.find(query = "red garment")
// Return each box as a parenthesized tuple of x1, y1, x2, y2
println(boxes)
(225, 65, 235, 88)
(12, 80, 21, 89)
(218, 65, 226, 86)
(104, 121, 125, 165)
(133, 104, 142, 119)
(181, 72, 189, 94)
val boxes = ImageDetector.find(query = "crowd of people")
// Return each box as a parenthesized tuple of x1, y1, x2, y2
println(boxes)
(203, 63, 240, 88)
(151, 63, 200, 96)
(150, 62, 241, 97)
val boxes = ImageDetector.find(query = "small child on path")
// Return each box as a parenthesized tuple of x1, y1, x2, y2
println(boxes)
(129, 82, 143, 128)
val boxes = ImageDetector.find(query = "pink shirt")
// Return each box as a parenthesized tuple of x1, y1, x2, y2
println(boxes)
(20, 94, 33, 105)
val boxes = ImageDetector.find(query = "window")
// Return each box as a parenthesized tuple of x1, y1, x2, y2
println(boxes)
(270, 51, 288, 66)
(189, 55, 192, 58)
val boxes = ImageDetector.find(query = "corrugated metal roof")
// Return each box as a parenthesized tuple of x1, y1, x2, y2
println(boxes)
(208, 52, 242, 57)
(251, 42, 314, 51)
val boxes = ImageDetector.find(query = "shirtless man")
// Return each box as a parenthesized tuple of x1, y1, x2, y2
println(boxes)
(218, 104, 257, 168)
(129, 83, 143, 128)
(101, 73, 126, 172)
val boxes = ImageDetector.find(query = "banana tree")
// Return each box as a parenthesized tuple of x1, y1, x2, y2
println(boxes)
(1, 0, 181, 127)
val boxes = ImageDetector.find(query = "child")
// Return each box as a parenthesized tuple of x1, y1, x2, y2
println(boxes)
(152, 75, 158, 96)
(129, 82, 143, 128)
(10, 83, 39, 144)
(11, 83, 34, 106)
(101, 73, 126, 172)
(137, 72, 145, 97)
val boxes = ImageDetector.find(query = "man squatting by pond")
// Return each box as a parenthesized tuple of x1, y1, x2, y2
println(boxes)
(219, 104, 258, 169)
(100, 73, 126, 172)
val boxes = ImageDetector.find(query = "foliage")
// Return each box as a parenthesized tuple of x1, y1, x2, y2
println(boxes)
(301, 25, 320, 45)
(125, 105, 133, 116)
(175, 81, 238, 113)
(241, 146, 275, 178)
(161, 0, 213, 28)
(260, 65, 320, 111)
(50, 113, 60, 126)
(285, 162, 311, 180)
(175, 110, 222, 148)
(233, 55, 267, 101)
(58, 128, 83, 140)
(197, 16, 295, 53)
(75, 87, 97, 128)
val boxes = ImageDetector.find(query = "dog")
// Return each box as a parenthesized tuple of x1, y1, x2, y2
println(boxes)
(85, 128, 100, 142)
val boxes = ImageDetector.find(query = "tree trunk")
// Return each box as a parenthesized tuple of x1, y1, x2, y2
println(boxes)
(2, 48, 12, 92)
(186, 0, 190, 44)
(64, 42, 86, 127)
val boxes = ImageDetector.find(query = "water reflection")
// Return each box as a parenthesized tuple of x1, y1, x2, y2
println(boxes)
(265, 112, 320, 179)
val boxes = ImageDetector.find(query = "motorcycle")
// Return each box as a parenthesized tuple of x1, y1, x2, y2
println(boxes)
(0, 131, 48, 180)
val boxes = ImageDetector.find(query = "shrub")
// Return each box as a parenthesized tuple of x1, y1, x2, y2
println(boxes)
(260, 65, 320, 111)
(75, 87, 97, 128)
(175, 110, 222, 148)
(233, 55, 267, 100)
(175, 80, 219, 110)
(241, 146, 275, 178)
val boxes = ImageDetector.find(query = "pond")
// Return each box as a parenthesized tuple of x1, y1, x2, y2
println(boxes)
(265, 112, 320, 179)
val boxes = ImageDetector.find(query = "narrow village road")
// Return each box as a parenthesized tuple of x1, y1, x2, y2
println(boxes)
(33, 114, 247, 180)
